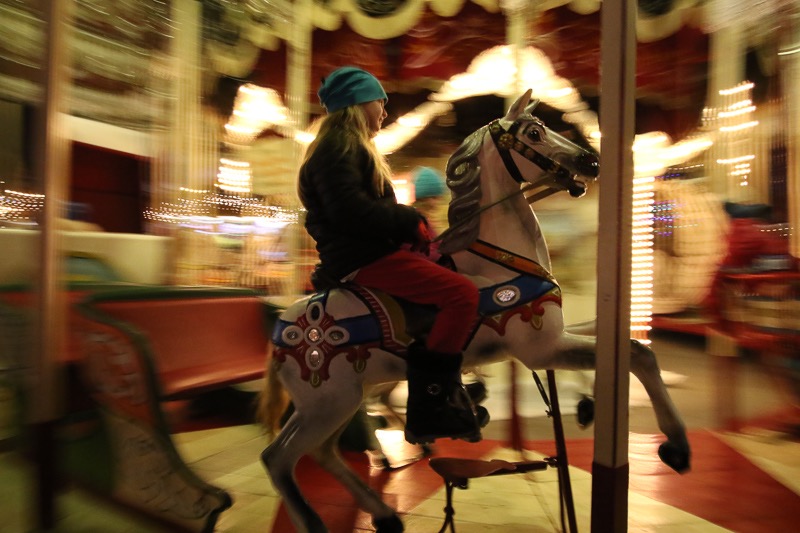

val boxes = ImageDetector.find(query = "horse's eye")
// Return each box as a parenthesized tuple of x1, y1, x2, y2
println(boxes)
(527, 128, 542, 142)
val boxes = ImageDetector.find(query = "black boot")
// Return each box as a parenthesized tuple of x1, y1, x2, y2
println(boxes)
(404, 343, 490, 445)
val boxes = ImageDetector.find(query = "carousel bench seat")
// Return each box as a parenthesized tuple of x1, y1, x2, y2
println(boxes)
(706, 269, 800, 432)
(74, 285, 275, 533)
(77, 285, 272, 401)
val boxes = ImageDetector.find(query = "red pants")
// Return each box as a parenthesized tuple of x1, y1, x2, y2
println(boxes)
(353, 249, 479, 353)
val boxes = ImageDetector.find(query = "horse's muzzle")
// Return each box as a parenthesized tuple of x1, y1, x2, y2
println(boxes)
(576, 152, 600, 179)
(568, 181, 587, 198)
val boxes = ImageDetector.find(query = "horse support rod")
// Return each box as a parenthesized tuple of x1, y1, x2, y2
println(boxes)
(526, 187, 559, 204)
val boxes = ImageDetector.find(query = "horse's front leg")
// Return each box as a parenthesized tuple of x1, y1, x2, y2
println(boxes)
(545, 334, 690, 473)
(629, 339, 691, 473)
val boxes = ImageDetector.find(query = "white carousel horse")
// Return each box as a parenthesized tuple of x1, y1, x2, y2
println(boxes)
(260, 90, 690, 533)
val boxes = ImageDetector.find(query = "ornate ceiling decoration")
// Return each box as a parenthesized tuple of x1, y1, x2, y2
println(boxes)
(0, 0, 173, 127)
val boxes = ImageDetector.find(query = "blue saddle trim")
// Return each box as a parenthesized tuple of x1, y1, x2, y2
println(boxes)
(478, 275, 558, 316)
(272, 274, 557, 348)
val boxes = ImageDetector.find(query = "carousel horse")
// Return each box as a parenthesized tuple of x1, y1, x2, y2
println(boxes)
(260, 90, 691, 533)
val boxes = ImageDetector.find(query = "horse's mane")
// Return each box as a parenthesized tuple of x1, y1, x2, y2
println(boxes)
(438, 125, 488, 255)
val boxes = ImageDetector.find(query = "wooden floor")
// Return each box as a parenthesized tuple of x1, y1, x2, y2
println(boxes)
(2, 331, 799, 532)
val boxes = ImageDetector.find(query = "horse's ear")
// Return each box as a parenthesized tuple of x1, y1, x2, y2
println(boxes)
(524, 99, 540, 115)
(503, 89, 533, 122)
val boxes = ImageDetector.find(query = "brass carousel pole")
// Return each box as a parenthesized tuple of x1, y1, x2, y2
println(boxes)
(170, 0, 205, 208)
(502, 0, 529, 454)
(592, 0, 636, 530)
(783, 14, 800, 259)
(705, 21, 746, 200)
(31, 0, 72, 528)
(286, 0, 313, 297)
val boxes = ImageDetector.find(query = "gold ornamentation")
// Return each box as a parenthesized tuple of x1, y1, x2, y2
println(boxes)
(498, 133, 513, 150)
(497, 252, 515, 264)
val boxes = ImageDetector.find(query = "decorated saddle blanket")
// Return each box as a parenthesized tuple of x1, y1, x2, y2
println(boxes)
(271, 274, 561, 386)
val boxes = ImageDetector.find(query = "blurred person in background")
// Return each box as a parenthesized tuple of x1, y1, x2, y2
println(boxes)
(411, 166, 448, 234)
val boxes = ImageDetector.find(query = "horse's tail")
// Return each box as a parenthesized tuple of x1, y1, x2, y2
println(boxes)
(256, 342, 289, 440)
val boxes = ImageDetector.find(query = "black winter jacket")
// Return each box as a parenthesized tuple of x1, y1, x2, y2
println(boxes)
(298, 133, 421, 280)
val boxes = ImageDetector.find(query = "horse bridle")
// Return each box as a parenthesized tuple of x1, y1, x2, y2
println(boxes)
(432, 120, 566, 244)
(488, 119, 570, 183)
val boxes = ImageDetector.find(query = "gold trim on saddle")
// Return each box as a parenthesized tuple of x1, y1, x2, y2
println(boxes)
(468, 240, 557, 284)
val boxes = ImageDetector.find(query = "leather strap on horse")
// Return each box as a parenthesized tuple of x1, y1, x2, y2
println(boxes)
(488, 119, 564, 181)
(468, 239, 556, 284)
(432, 121, 562, 245)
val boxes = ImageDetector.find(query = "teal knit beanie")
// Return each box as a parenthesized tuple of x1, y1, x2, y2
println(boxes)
(318, 67, 388, 113)
(413, 167, 446, 199)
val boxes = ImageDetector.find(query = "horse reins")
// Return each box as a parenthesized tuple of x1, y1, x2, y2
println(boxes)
(432, 120, 564, 243)
(488, 119, 568, 182)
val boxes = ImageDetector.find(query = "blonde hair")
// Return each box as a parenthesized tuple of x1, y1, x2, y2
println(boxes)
(301, 105, 392, 196)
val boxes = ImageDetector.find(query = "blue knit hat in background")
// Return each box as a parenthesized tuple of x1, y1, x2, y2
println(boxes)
(413, 167, 446, 199)
(318, 67, 388, 113)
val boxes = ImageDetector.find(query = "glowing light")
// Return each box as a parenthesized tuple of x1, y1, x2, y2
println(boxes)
(717, 155, 755, 165)
(718, 105, 755, 118)
(373, 101, 453, 154)
(719, 120, 758, 133)
(225, 84, 291, 146)
(397, 115, 425, 128)
(630, 156, 655, 344)
(295, 130, 315, 145)
(217, 158, 252, 194)
(0, 189, 46, 224)
(719, 82, 754, 95)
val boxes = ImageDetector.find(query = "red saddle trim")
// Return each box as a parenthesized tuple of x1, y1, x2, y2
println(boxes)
(481, 288, 562, 335)
(348, 285, 409, 355)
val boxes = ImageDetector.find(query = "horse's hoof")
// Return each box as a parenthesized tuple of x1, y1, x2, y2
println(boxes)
(373, 513, 404, 533)
(658, 441, 691, 474)
(576, 396, 594, 428)
(465, 381, 488, 404)
(458, 434, 483, 443)
(404, 430, 433, 446)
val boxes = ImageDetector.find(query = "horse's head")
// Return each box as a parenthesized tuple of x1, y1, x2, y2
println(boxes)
(495, 89, 599, 198)
(441, 91, 600, 254)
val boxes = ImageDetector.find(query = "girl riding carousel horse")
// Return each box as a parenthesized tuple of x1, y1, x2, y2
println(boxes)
(263, 78, 689, 533)
(298, 66, 488, 444)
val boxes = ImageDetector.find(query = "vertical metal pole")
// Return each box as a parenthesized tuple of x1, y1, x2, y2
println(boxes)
(503, 0, 528, 107)
(503, 1, 529, 451)
(31, 0, 72, 529)
(507, 362, 523, 450)
(705, 24, 745, 200)
(783, 16, 800, 259)
(592, 0, 635, 531)
(546, 370, 578, 533)
(286, 0, 313, 297)
(170, 0, 203, 203)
